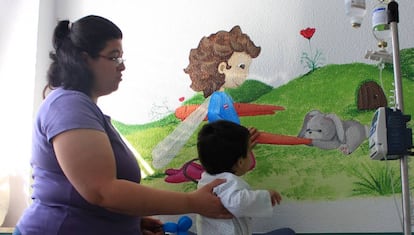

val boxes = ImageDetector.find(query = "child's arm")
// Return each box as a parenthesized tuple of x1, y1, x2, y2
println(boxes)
(220, 188, 275, 217)
(209, 174, 280, 218)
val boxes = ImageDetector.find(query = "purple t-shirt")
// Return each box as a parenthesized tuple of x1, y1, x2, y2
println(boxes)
(17, 88, 142, 235)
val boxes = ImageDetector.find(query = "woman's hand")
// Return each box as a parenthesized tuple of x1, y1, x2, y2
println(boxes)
(189, 178, 233, 219)
(141, 216, 164, 235)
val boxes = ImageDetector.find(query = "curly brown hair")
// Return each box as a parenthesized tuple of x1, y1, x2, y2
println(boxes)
(184, 25, 261, 98)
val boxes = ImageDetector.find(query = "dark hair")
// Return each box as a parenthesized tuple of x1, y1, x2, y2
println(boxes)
(45, 15, 123, 97)
(197, 120, 250, 175)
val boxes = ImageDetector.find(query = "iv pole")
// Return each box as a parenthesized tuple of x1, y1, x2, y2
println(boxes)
(387, 1, 411, 234)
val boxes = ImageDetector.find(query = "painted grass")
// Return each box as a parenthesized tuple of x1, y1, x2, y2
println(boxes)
(114, 58, 414, 200)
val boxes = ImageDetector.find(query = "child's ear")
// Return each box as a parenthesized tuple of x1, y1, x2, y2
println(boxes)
(237, 157, 246, 169)
(232, 158, 243, 173)
(237, 158, 243, 167)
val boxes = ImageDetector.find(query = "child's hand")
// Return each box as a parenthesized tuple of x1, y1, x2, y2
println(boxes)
(268, 190, 282, 206)
(248, 127, 259, 148)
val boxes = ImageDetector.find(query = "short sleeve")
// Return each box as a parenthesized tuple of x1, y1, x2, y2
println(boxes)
(39, 91, 106, 143)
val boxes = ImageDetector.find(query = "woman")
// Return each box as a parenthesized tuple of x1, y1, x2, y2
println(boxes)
(14, 15, 231, 235)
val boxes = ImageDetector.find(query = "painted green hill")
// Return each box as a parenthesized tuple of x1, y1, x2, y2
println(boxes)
(114, 59, 414, 200)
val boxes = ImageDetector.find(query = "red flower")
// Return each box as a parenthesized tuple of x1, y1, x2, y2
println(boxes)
(300, 27, 316, 40)
(178, 96, 185, 102)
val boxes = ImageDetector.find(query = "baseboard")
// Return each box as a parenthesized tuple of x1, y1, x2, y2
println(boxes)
(0, 227, 13, 235)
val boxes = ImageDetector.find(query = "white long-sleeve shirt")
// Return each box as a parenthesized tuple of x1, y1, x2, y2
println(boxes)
(196, 172, 274, 235)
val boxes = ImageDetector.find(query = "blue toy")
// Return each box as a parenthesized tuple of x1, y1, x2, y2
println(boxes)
(163, 216, 193, 235)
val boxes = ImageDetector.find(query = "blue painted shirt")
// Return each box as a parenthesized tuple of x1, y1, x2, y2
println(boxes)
(207, 91, 240, 124)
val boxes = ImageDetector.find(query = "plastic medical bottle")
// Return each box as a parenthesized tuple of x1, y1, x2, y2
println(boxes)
(345, 0, 367, 28)
(372, 1, 391, 44)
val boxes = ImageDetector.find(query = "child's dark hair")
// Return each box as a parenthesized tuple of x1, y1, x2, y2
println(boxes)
(197, 120, 250, 175)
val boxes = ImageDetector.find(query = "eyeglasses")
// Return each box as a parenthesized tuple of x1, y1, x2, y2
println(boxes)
(98, 55, 126, 66)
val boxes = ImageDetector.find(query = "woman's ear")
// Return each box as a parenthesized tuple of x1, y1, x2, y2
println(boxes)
(218, 62, 227, 74)
(81, 52, 90, 63)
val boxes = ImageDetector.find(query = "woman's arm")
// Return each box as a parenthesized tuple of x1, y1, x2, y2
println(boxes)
(53, 128, 231, 218)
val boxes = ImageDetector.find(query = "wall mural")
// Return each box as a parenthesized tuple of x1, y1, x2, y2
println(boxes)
(152, 26, 312, 184)
(112, 24, 414, 233)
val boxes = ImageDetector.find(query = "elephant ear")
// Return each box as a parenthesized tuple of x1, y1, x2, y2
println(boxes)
(326, 113, 345, 143)
(298, 110, 323, 137)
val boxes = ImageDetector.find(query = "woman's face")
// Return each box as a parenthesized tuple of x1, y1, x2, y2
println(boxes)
(219, 51, 252, 89)
(87, 39, 125, 100)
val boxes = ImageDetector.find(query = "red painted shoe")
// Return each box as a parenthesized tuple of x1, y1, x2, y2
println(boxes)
(164, 159, 204, 183)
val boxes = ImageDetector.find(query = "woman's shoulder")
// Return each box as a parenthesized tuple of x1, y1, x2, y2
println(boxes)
(39, 88, 104, 123)
(42, 88, 98, 112)
(37, 88, 106, 137)
(46, 88, 90, 103)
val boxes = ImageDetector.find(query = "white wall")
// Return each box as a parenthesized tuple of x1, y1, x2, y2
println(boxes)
(48, 0, 414, 124)
(33, 0, 57, 116)
(0, 0, 40, 227)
